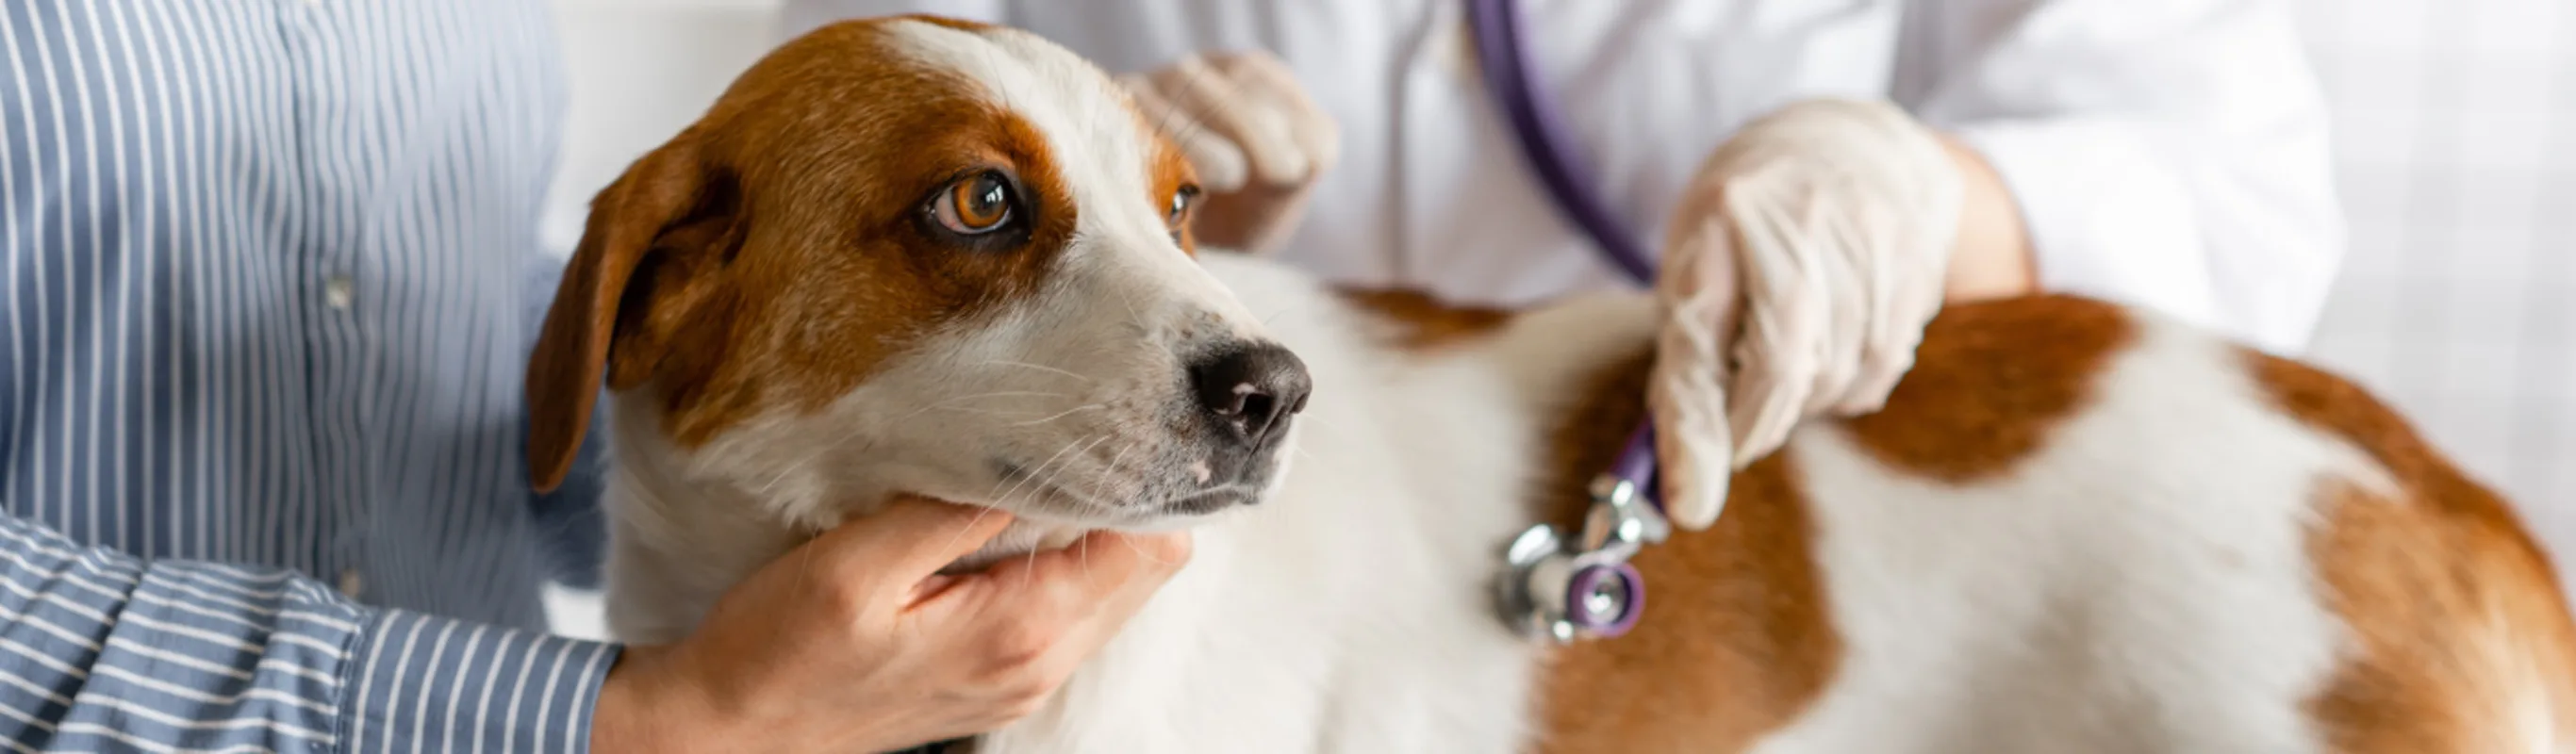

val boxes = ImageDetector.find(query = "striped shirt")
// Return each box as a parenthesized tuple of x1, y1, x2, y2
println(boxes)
(1, 0, 617, 750)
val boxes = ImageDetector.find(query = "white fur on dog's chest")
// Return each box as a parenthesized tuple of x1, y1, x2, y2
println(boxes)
(972, 255, 1641, 753)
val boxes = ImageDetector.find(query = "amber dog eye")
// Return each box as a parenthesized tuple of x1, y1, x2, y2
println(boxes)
(930, 171, 1017, 236)
(1166, 184, 1200, 228)
(1165, 184, 1201, 242)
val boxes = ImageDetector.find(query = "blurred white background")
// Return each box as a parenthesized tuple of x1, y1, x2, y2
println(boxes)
(539, 0, 2576, 583)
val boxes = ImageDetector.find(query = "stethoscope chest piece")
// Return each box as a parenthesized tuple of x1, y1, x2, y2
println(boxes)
(1496, 474, 1667, 644)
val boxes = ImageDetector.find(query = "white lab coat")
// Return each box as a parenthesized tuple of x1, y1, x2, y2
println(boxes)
(781, 0, 2343, 352)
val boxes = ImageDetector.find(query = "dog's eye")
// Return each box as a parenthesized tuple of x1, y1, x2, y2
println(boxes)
(1166, 184, 1200, 228)
(931, 171, 1016, 236)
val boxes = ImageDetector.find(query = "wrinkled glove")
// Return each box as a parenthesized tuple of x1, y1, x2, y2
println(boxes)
(1117, 51, 1340, 254)
(1649, 99, 1965, 531)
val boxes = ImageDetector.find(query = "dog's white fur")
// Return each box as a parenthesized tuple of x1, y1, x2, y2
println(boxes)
(588, 18, 2519, 753)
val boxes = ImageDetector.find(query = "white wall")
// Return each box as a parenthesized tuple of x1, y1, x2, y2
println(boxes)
(2294, 0, 2576, 554)
(539, 0, 786, 260)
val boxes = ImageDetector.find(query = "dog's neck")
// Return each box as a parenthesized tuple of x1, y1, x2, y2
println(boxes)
(947, 522, 1093, 572)
(598, 391, 1101, 628)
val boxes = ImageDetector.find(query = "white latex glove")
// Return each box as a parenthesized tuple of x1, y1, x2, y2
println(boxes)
(1117, 51, 1340, 254)
(1649, 99, 1965, 531)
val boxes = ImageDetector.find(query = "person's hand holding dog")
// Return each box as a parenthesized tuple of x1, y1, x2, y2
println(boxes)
(591, 496, 1192, 752)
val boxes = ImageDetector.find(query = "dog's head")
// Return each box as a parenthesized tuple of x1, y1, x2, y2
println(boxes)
(526, 16, 1309, 549)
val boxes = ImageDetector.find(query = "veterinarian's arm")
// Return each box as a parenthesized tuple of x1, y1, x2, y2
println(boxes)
(1893, 0, 2342, 352)
(0, 511, 615, 751)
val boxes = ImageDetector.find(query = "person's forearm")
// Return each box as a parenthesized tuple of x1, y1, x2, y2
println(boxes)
(0, 513, 614, 750)
(1937, 134, 2039, 303)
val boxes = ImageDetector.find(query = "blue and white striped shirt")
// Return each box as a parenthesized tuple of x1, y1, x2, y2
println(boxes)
(1, 0, 617, 749)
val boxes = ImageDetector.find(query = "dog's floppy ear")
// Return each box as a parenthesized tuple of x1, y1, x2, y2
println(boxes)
(527, 133, 743, 492)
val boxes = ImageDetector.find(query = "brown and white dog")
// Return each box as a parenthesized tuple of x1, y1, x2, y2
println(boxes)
(528, 15, 2576, 753)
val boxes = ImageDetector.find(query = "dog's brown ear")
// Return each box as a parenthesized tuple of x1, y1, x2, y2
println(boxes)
(526, 134, 739, 492)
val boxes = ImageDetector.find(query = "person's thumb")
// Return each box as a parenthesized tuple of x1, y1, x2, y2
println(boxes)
(807, 495, 1016, 587)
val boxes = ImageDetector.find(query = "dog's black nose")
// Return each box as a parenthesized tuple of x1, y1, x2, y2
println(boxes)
(1189, 341, 1312, 449)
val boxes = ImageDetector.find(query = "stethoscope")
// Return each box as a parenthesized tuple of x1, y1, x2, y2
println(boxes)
(1467, 0, 1676, 646)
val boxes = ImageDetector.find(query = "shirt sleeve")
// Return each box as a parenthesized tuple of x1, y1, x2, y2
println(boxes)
(0, 512, 618, 752)
(1891, 0, 2346, 353)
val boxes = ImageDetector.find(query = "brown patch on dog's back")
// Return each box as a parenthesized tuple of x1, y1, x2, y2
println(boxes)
(1532, 348, 1841, 752)
(1337, 288, 1514, 351)
(1533, 295, 2132, 749)
(2253, 353, 2576, 751)
(1838, 295, 2134, 483)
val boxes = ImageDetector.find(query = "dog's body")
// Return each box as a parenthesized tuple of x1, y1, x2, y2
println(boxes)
(534, 16, 2576, 753)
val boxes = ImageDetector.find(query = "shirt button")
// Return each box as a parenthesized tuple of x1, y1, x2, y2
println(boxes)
(337, 568, 363, 598)
(323, 276, 355, 309)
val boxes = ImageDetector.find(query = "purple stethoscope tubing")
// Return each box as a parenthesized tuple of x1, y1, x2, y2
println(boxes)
(1463, 0, 1660, 285)
(1464, 0, 1662, 505)
(1465, 0, 1666, 637)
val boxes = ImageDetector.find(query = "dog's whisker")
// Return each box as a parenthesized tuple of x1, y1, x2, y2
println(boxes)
(888, 390, 1071, 425)
(988, 434, 1095, 512)
(980, 359, 1096, 384)
(1078, 534, 1097, 591)
(932, 503, 1006, 574)
(991, 433, 1117, 535)
(1114, 530, 1184, 569)
(929, 406, 1067, 418)
(1020, 534, 1044, 590)
(1010, 403, 1108, 427)
(1016, 434, 1116, 515)
(1296, 412, 1347, 434)
(1032, 435, 1115, 499)
(1094, 443, 1140, 503)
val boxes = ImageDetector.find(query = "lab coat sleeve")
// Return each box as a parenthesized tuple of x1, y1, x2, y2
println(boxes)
(1892, 0, 2345, 353)
(777, 0, 1009, 41)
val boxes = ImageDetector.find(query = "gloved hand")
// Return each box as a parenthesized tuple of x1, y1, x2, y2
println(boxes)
(1648, 99, 1966, 531)
(1117, 51, 1340, 254)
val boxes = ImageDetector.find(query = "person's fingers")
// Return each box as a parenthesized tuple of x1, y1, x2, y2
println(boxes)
(1825, 199, 1907, 416)
(1806, 224, 1867, 417)
(1841, 238, 1944, 415)
(906, 530, 1189, 668)
(1157, 57, 1308, 186)
(1725, 196, 1814, 463)
(1216, 53, 1338, 179)
(1729, 294, 1817, 467)
(981, 530, 1189, 603)
(1124, 77, 1251, 191)
(1647, 216, 1742, 528)
(1038, 533, 1193, 653)
(808, 496, 1017, 586)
